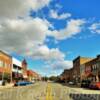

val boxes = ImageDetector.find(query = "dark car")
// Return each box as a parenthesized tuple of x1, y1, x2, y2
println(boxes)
(89, 82, 100, 90)
(81, 80, 91, 88)
(14, 81, 33, 86)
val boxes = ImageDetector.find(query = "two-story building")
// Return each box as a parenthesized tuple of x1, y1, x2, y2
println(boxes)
(0, 50, 12, 83)
(12, 57, 23, 81)
(73, 56, 92, 82)
(84, 55, 100, 82)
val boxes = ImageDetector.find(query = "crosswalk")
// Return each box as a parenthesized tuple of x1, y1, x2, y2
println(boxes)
(46, 83, 53, 100)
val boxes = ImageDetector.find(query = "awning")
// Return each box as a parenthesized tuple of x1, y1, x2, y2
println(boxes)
(85, 73, 95, 77)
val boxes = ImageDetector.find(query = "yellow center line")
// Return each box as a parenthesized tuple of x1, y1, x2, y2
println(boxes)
(46, 83, 53, 100)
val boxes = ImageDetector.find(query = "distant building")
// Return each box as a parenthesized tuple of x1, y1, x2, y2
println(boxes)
(22, 59, 28, 80)
(0, 50, 12, 83)
(60, 68, 73, 83)
(27, 70, 41, 82)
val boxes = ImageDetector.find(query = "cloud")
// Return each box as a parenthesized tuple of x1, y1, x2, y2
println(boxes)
(30, 44, 72, 70)
(0, 17, 86, 55)
(51, 60, 73, 70)
(48, 19, 85, 40)
(49, 9, 71, 20)
(31, 45, 65, 60)
(42, 58, 73, 76)
(28, 45, 73, 74)
(89, 23, 100, 34)
(0, 0, 85, 60)
(0, 0, 51, 19)
(0, 17, 51, 54)
(0, 0, 87, 76)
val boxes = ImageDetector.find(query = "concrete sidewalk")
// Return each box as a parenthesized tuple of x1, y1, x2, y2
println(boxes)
(0, 83, 14, 89)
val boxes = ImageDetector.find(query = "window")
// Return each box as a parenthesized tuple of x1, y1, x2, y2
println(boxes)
(9, 64, 11, 67)
(4, 62, 7, 67)
(0, 60, 3, 67)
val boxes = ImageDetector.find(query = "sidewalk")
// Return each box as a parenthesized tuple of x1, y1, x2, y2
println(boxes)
(0, 83, 14, 89)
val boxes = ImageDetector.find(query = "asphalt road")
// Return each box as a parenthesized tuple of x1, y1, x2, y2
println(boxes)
(0, 82, 100, 100)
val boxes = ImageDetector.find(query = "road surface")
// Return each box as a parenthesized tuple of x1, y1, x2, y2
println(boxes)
(0, 82, 100, 100)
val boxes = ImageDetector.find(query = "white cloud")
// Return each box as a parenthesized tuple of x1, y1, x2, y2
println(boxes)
(51, 60, 73, 70)
(28, 45, 73, 73)
(0, 0, 51, 19)
(0, 17, 51, 54)
(32, 45, 73, 75)
(50, 9, 71, 20)
(0, 0, 85, 61)
(0, 0, 87, 76)
(0, 18, 86, 56)
(48, 19, 85, 40)
(31, 45, 65, 60)
(89, 23, 100, 34)
(0, 17, 85, 55)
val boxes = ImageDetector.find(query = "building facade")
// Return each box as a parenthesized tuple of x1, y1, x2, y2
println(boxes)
(84, 55, 100, 82)
(27, 70, 41, 82)
(22, 59, 28, 80)
(73, 56, 92, 82)
(12, 58, 23, 82)
(0, 51, 12, 83)
(60, 68, 73, 83)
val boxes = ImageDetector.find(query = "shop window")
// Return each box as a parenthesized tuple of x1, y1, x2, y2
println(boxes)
(4, 63, 7, 67)
(3, 62, 5, 67)
(0, 60, 3, 67)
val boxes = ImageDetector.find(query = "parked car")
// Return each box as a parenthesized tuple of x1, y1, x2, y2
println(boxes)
(31, 80, 35, 83)
(0, 80, 6, 86)
(89, 82, 100, 90)
(68, 81, 76, 85)
(14, 81, 33, 86)
(0, 80, 3, 86)
(81, 80, 91, 88)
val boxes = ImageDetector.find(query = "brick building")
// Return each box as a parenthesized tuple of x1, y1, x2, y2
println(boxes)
(84, 55, 100, 82)
(22, 59, 28, 80)
(27, 70, 41, 82)
(60, 68, 73, 82)
(73, 56, 92, 82)
(60, 55, 100, 84)
(0, 50, 12, 83)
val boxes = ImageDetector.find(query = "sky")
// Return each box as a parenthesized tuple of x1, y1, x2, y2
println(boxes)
(0, 0, 100, 76)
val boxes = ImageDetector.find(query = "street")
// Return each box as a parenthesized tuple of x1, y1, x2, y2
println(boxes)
(0, 82, 100, 100)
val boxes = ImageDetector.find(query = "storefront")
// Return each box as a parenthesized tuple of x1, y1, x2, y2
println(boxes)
(0, 51, 12, 83)
(12, 58, 23, 82)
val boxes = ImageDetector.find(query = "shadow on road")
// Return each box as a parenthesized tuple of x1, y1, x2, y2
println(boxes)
(69, 93, 100, 100)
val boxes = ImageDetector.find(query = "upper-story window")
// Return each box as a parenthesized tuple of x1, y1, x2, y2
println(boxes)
(92, 64, 98, 71)
(9, 64, 11, 68)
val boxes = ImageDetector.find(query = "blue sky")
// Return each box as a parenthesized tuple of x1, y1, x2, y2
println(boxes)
(0, 0, 100, 76)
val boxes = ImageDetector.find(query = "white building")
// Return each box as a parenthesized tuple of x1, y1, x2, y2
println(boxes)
(12, 57, 23, 81)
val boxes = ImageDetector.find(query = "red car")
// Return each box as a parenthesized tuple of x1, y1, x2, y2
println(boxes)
(89, 82, 100, 90)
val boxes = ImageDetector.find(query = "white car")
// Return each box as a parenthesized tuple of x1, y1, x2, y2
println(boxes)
(31, 80, 35, 83)
(68, 81, 75, 85)
(0, 80, 3, 85)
